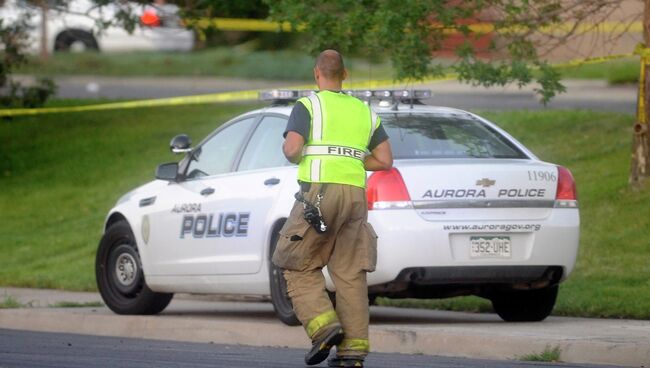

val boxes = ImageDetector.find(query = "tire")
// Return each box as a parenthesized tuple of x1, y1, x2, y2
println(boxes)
(490, 285, 559, 322)
(96, 220, 173, 315)
(268, 224, 301, 326)
(54, 30, 99, 52)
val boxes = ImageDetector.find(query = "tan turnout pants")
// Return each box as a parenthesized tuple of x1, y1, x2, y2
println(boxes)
(272, 183, 378, 357)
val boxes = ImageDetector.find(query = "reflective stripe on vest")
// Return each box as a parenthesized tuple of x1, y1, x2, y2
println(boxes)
(297, 91, 375, 188)
(307, 94, 324, 182)
(310, 159, 321, 182)
(303, 145, 367, 161)
(308, 94, 323, 141)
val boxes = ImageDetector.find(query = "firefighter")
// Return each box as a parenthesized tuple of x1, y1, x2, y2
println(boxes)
(272, 49, 393, 368)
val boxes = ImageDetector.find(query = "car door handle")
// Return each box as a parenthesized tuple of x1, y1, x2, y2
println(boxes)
(200, 187, 215, 196)
(264, 178, 281, 186)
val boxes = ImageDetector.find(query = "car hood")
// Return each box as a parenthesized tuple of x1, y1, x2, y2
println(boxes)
(116, 180, 170, 206)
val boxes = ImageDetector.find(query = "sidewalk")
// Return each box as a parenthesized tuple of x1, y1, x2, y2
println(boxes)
(1, 288, 648, 367)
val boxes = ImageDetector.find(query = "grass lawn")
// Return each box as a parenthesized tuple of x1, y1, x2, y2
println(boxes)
(18, 47, 638, 85)
(558, 57, 639, 85)
(0, 101, 263, 290)
(18, 47, 393, 81)
(1, 103, 648, 319)
(380, 109, 650, 319)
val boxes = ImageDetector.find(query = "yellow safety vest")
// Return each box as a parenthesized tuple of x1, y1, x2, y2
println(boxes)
(297, 90, 380, 188)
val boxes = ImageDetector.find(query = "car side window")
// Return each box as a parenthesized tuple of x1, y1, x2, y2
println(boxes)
(186, 117, 256, 179)
(238, 115, 290, 171)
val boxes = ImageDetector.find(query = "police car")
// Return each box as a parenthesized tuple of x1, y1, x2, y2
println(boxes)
(95, 89, 579, 324)
(0, 0, 194, 53)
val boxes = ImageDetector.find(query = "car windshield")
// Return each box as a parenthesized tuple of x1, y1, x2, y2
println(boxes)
(380, 113, 527, 159)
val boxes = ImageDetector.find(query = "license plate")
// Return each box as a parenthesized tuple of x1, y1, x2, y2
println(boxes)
(470, 236, 512, 258)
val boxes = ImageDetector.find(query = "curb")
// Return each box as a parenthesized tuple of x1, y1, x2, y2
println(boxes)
(1, 303, 648, 367)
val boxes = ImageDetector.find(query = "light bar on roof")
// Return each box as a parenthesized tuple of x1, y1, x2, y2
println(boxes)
(259, 90, 315, 101)
(258, 89, 432, 102)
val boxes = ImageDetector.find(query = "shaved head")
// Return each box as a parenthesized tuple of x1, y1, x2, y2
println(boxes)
(315, 49, 345, 80)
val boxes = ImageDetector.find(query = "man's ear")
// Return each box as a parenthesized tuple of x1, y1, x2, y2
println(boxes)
(342, 69, 348, 81)
(314, 67, 320, 84)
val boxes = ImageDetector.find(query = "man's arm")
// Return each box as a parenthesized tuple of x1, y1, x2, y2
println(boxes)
(283, 131, 305, 164)
(364, 140, 393, 171)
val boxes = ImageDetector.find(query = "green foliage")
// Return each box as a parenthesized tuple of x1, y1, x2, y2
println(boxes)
(1, 105, 648, 320)
(50, 301, 104, 308)
(518, 345, 562, 362)
(264, 0, 622, 102)
(18, 48, 393, 80)
(0, 296, 24, 309)
(560, 57, 639, 85)
(0, 101, 262, 290)
(0, 16, 56, 108)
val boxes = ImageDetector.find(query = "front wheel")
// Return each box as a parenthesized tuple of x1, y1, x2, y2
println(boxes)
(490, 285, 559, 322)
(268, 225, 300, 326)
(96, 220, 173, 315)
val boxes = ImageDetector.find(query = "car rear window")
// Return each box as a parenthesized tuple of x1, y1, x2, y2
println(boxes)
(380, 113, 527, 159)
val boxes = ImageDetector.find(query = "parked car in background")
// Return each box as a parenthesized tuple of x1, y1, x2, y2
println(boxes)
(0, 0, 194, 53)
(95, 89, 580, 325)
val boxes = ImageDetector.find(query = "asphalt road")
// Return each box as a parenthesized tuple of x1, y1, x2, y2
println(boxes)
(0, 329, 624, 368)
(17, 75, 637, 113)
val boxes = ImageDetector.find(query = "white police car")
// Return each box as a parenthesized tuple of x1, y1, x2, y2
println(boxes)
(95, 90, 579, 324)
(0, 0, 193, 53)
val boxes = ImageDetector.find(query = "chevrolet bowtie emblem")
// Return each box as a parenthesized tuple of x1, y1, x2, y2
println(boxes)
(476, 178, 496, 187)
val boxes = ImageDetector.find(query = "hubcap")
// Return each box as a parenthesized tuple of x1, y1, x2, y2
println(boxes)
(70, 40, 87, 52)
(115, 253, 138, 287)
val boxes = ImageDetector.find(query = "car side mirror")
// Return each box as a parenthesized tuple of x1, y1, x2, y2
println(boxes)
(170, 134, 192, 154)
(156, 162, 180, 181)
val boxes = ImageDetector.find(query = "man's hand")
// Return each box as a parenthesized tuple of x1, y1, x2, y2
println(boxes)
(283, 131, 305, 164)
(364, 140, 393, 171)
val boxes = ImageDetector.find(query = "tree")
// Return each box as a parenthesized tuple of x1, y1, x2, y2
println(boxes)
(0, 14, 56, 109)
(630, 1, 649, 186)
(2, 1, 646, 184)
(264, 0, 647, 185)
(0, 0, 271, 109)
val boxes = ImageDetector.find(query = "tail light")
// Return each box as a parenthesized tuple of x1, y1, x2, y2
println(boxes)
(555, 166, 578, 207)
(140, 10, 161, 27)
(366, 168, 412, 210)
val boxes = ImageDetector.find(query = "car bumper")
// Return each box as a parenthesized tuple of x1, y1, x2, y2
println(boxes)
(363, 208, 579, 289)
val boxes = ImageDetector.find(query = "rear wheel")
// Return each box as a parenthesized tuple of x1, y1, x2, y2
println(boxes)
(268, 224, 300, 326)
(490, 285, 559, 322)
(54, 30, 99, 52)
(96, 220, 173, 315)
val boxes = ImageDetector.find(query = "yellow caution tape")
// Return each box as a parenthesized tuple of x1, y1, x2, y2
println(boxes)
(488, 21, 642, 36)
(634, 43, 650, 58)
(185, 17, 302, 33)
(0, 47, 640, 118)
(185, 17, 642, 36)
(0, 90, 258, 117)
(0, 75, 458, 117)
(553, 52, 635, 69)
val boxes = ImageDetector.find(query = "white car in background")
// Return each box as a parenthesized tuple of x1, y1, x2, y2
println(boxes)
(0, 0, 194, 52)
(95, 90, 580, 324)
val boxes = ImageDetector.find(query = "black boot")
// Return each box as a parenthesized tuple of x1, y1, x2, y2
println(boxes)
(328, 356, 365, 367)
(304, 325, 344, 365)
